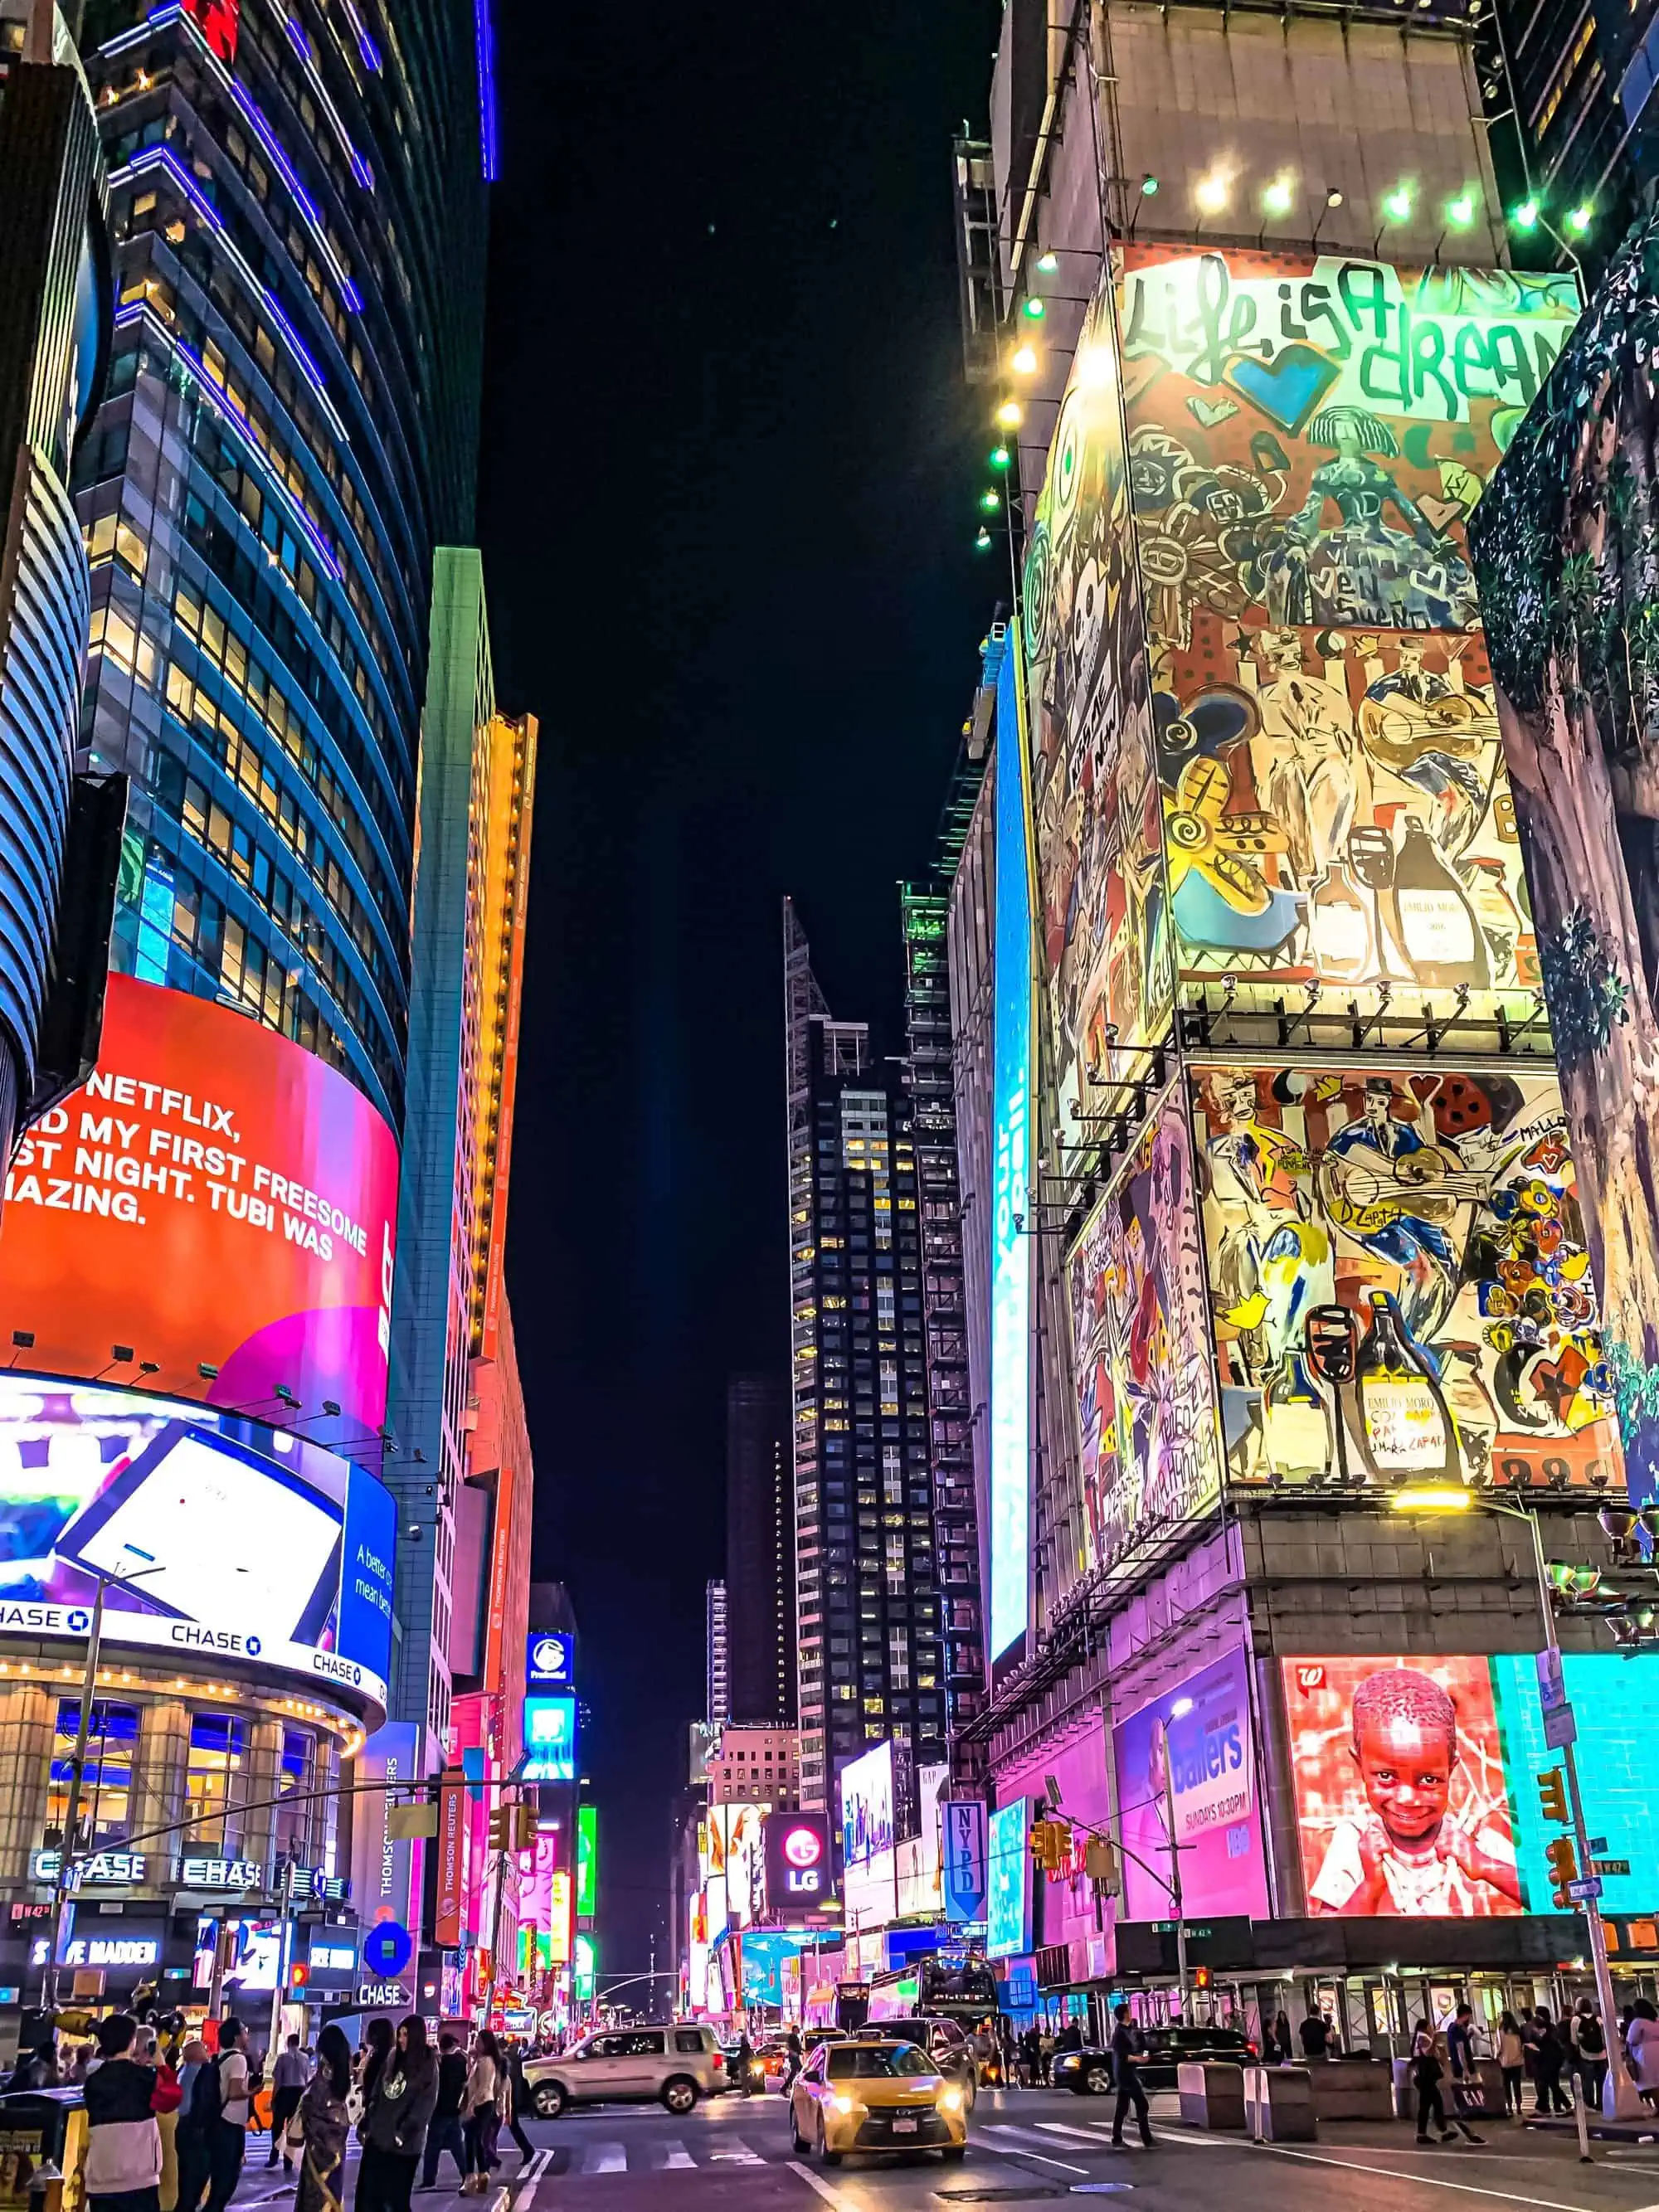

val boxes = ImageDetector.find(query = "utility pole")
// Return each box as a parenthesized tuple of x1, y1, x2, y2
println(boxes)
(267, 1860, 297, 2068)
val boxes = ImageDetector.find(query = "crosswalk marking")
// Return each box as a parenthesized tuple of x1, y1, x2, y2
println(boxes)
(1037, 2120, 1119, 2142)
(709, 2146, 763, 2163)
(581, 2142, 628, 2174)
(659, 2141, 696, 2169)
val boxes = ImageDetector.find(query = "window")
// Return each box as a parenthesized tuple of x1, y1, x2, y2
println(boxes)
(621, 2032, 665, 2056)
(674, 2030, 707, 2054)
(272, 1726, 314, 1863)
(187, 1712, 246, 1853)
(46, 1701, 139, 1850)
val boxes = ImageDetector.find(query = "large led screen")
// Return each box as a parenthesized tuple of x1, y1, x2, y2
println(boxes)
(522, 1695, 577, 1782)
(990, 625, 1033, 1658)
(1118, 248, 1579, 1032)
(1193, 1064, 1615, 1490)
(1068, 1091, 1222, 1578)
(1114, 1645, 1269, 1923)
(986, 1797, 1031, 1958)
(0, 1374, 394, 1703)
(1282, 1656, 1520, 1918)
(1491, 1652, 1659, 1918)
(839, 1740, 896, 1932)
(1021, 273, 1173, 1133)
(0, 976, 399, 1437)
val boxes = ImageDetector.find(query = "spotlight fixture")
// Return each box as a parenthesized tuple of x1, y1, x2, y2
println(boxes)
(198, 1361, 220, 1380)
(1194, 173, 1229, 215)
(1262, 177, 1294, 218)
(1034, 249, 1059, 274)
(995, 400, 1022, 430)
(1022, 295, 1045, 319)
(1011, 344, 1038, 375)
(1567, 202, 1593, 235)
(1383, 183, 1413, 222)
(980, 489, 1000, 513)
(1326, 187, 1345, 208)
(1141, 174, 1159, 197)
(1512, 197, 1540, 230)
(10, 1330, 32, 1349)
(974, 527, 992, 551)
(989, 444, 1011, 469)
(1445, 190, 1476, 226)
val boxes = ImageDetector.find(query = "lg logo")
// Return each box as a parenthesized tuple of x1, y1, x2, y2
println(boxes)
(783, 1827, 822, 1869)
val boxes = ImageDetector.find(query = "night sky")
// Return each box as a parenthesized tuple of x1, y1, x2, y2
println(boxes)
(475, 0, 1002, 1980)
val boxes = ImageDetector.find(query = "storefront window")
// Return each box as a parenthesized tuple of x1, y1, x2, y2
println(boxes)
(45, 1701, 139, 1850)
(187, 1712, 245, 1854)
(272, 1726, 314, 1864)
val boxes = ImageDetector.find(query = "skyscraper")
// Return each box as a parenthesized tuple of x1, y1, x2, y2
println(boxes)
(724, 1372, 795, 1726)
(72, 0, 489, 1123)
(704, 1578, 729, 1728)
(784, 900, 945, 1812)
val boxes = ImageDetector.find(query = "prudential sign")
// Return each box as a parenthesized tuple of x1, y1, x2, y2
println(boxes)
(990, 621, 1033, 1660)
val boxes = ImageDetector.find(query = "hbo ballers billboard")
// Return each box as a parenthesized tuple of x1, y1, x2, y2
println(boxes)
(0, 976, 398, 1432)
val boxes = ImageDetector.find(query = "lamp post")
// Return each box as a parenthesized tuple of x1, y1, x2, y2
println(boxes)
(1157, 1704, 1192, 2012)
(1394, 1487, 1642, 2118)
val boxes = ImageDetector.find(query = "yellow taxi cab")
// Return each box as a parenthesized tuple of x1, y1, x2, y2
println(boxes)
(788, 2036, 968, 2166)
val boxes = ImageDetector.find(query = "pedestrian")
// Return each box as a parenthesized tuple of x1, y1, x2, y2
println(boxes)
(499, 2044, 533, 2162)
(782, 2028, 803, 2089)
(358, 2018, 438, 2212)
(1019, 2025, 1041, 2088)
(1297, 2010, 1330, 2059)
(420, 2035, 468, 2191)
(358, 2020, 394, 2116)
(1109, 2005, 1153, 2148)
(1272, 2011, 1293, 2065)
(84, 2015, 163, 2212)
(1411, 2020, 1454, 2145)
(1496, 2010, 1525, 2117)
(1532, 2010, 1570, 2116)
(459, 2031, 503, 2192)
(6, 2037, 56, 2093)
(1056, 2020, 1082, 2058)
(1570, 1997, 1608, 2113)
(196, 2016, 251, 2212)
(1443, 2005, 1486, 2144)
(172, 2039, 212, 2212)
(144, 2030, 183, 2212)
(734, 2029, 756, 2098)
(1627, 1997, 1659, 2106)
(296, 2025, 352, 2212)
(266, 2036, 309, 2173)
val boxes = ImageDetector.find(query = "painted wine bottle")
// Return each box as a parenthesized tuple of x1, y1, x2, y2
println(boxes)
(1353, 1288, 1459, 1481)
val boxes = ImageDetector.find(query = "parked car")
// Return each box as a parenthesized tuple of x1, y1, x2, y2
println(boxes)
(1053, 2023, 1257, 2096)
(788, 2037, 968, 2166)
(854, 2018, 978, 2107)
(523, 2024, 727, 2116)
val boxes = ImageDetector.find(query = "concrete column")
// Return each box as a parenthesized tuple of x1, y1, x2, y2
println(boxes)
(0, 1681, 55, 1887)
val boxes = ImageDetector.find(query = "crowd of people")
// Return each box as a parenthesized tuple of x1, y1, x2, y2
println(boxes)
(5, 2014, 545, 2212)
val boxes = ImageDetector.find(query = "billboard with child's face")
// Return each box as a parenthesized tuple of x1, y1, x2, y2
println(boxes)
(1282, 1656, 1520, 1917)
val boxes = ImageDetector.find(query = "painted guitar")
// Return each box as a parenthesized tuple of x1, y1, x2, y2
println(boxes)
(1317, 1141, 1519, 1237)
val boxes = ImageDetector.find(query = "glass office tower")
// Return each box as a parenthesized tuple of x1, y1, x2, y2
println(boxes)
(71, 0, 489, 1125)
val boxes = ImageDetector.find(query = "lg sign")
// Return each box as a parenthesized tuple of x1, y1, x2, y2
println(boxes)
(762, 1812, 835, 1921)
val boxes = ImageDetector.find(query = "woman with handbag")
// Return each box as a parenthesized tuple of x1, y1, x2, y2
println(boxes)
(295, 2025, 352, 2212)
(459, 2032, 504, 2195)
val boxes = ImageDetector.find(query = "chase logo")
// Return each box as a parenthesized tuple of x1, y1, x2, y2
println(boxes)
(246, 1636, 262, 1656)
(67, 1609, 90, 1634)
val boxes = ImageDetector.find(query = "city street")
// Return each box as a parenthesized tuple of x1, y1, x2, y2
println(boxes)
(225, 2089, 1659, 2212)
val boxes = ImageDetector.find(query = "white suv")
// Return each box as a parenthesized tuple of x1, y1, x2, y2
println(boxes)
(524, 2025, 727, 2117)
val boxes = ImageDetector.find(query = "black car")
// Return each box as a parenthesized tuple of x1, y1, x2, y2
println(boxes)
(853, 2018, 979, 2107)
(1053, 2023, 1258, 2095)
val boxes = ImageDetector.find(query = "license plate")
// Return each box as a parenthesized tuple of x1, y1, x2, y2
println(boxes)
(892, 2117, 917, 2134)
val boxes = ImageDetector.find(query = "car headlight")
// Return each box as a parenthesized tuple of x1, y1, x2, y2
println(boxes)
(938, 2087, 963, 2112)
(831, 2094, 858, 2115)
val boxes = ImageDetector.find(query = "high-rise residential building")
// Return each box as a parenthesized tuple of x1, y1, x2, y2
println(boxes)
(784, 901, 945, 1813)
(1478, 0, 1658, 267)
(705, 1578, 729, 1727)
(725, 1372, 795, 1726)
(72, 0, 489, 1125)
(388, 547, 536, 1764)
(705, 1722, 800, 1810)
(938, 0, 1639, 2034)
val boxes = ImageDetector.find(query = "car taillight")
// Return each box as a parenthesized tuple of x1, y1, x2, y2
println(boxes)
(713, 2055, 724, 2070)
(1247, 2043, 1258, 2056)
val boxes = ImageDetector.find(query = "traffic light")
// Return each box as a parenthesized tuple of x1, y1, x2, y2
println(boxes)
(289, 1962, 310, 1990)
(1029, 1819, 1072, 1874)
(512, 1803, 539, 1852)
(1536, 1770, 1569, 1825)
(488, 1806, 511, 1853)
(1545, 1835, 1579, 1908)
(1193, 1966, 1212, 1991)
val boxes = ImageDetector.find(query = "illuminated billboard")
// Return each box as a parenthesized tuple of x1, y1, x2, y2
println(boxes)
(1282, 1656, 1520, 1917)
(0, 976, 399, 1436)
(0, 1373, 394, 1704)
(528, 1631, 574, 1689)
(1117, 247, 1579, 1032)
(1192, 1063, 1615, 1491)
(1068, 1091, 1221, 1578)
(986, 1798, 1030, 1958)
(1113, 1645, 1269, 1923)
(839, 1740, 896, 1932)
(1467, 216, 1659, 1505)
(990, 625, 1033, 1659)
(761, 1812, 836, 1922)
(1491, 1653, 1659, 1918)
(522, 1695, 576, 1781)
(576, 1806, 597, 1920)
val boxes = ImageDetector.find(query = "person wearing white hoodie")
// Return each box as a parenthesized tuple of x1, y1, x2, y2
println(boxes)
(83, 2016, 163, 2212)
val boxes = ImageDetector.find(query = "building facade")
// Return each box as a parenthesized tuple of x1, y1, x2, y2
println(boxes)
(933, 0, 1654, 2040)
(783, 905, 946, 1811)
(704, 1578, 729, 1728)
(724, 1373, 795, 1727)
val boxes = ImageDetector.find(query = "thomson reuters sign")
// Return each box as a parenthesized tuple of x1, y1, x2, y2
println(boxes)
(762, 1813, 837, 1921)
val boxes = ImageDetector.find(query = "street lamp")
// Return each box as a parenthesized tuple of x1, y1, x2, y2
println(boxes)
(1393, 1486, 1643, 2118)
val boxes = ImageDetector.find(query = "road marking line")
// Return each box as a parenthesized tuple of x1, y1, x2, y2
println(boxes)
(710, 2146, 764, 2162)
(787, 2160, 849, 2205)
(1036, 2121, 1120, 2142)
(659, 2139, 696, 2169)
(980, 2128, 1087, 2173)
(1248, 2141, 1599, 2210)
(580, 2142, 627, 2174)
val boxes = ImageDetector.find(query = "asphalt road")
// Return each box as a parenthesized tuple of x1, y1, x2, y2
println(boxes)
(226, 2086, 1659, 2212)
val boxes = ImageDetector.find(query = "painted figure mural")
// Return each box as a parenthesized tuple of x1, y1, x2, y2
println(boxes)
(1192, 1065, 1617, 1491)
(1469, 213, 1659, 1508)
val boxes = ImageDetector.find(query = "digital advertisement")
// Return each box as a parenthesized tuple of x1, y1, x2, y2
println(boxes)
(761, 1812, 836, 1922)
(1117, 248, 1579, 1035)
(0, 1374, 394, 1704)
(986, 1797, 1031, 1959)
(0, 977, 400, 1438)
(1193, 1064, 1616, 1491)
(1114, 1645, 1270, 1923)
(522, 1694, 577, 1782)
(839, 1740, 897, 1932)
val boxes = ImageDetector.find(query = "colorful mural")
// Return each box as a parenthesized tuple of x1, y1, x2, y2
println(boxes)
(1022, 275, 1173, 1137)
(1119, 247, 1579, 1023)
(1068, 1091, 1222, 1576)
(1191, 1063, 1616, 1490)
(1469, 211, 1659, 1507)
